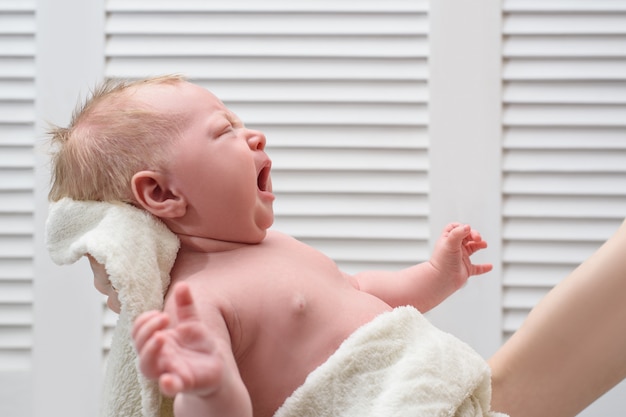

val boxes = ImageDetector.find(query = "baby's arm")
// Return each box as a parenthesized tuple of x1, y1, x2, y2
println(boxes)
(350, 223, 492, 312)
(133, 283, 252, 417)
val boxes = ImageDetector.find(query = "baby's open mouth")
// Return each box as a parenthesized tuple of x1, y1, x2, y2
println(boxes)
(257, 165, 271, 192)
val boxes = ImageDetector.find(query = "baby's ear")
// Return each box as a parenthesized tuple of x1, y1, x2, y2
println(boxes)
(131, 171, 186, 218)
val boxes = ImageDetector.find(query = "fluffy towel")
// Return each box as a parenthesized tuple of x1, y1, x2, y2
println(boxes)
(46, 197, 180, 417)
(273, 306, 508, 417)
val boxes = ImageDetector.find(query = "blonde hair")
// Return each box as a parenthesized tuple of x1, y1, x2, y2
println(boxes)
(48, 75, 188, 203)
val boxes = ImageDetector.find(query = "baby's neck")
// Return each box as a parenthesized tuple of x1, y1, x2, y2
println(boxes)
(176, 233, 255, 254)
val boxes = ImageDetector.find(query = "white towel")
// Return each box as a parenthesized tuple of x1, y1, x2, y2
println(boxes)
(273, 306, 508, 417)
(46, 197, 180, 417)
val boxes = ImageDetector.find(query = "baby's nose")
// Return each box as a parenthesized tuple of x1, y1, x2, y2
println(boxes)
(247, 129, 266, 150)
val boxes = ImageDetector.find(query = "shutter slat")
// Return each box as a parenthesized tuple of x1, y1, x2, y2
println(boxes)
(504, 104, 626, 126)
(198, 80, 428, 103)
(299, 238, 427, 263)
(274, 193, 428, 216)
(107, 57, 428, 81)
(265, 125, 427, 148)
(503, 173, 626, 195)
(0, 58, 35, 78)
(0, 103, 36, 124)
(504, 150, 626, 172)
(504, 126, 626, 149)
(504, 36, 626, 58)
(0, 169, 34, 190)
(0, 305, 31, 326)
(106, 0, 429, 14)
(0, 1, 36, 11)
(503, 13, 626, 34)
(0, 259, 32, 280)
(0, 281, 33, 303)
(0, 192, 34, 213)
(503, 287, 548, 310)
(0, 147, 34, 167)
(0, 214, 33, 235)
(504, 59, 626, 80)
(504, 82, 626, 104)
(106, 35, 428, 58)
(269, 147, 427, 171)
(0, 14, 35, 34)
(0, 327, 32, 350)
(504, 0, 626, 13)
(502, 263, 573, 287)
(106, 13, 427, 35)
(503, 195, 626, 219)
(0, 237, 34, 258)
(272, 170, 426, 194)
(230, 102, 428, 125)
(503, 218, 620, 241)
(503, 241, 601, 265)
(0, 124, 34, 146)
(273, 216, 426, 240)
(0, 80, 35, 100)
(0, 35, 35, 56)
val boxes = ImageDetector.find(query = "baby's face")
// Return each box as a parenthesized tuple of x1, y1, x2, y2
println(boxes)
(147, 82, 275, 244)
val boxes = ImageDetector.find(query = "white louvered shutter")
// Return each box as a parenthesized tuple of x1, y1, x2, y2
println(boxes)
(103, 0, 430, 349)
(0, 1, 36, 415)
(502, 1, 626, 414)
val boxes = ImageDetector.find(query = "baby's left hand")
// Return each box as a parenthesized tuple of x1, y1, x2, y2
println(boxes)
(430, 223, 493, 291)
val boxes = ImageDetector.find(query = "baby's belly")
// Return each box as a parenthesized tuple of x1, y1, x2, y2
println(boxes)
(239, 293, 392, 417)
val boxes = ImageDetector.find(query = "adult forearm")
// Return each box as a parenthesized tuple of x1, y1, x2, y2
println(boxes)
(489, 219, 626, 417)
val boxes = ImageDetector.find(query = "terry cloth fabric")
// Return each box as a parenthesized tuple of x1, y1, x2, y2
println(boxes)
(273, 306, 508, 417)
(46, 197, 180, 417)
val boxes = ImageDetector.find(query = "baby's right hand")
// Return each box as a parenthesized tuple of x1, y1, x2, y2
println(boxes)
(132, 283, 225, 398)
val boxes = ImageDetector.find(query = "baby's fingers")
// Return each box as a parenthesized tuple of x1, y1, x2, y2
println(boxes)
(443, 222, 463, 234)
(172, 282, 201, 324)
(466, 238, 488, 249)
(137, 331, 168, 380)
(447, 224, 471, 242)
(159, 373, 185, 398)
(464, 239, 489, 257)
(132, 311, 169, 351)
(470, 262, 493, 276)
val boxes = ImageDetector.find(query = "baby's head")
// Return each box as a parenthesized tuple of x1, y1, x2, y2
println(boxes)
(48, 75, 188, 203)
(49, 75, 275, 246)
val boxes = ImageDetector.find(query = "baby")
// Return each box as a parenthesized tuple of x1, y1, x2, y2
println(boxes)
(48, 75, 493, 417)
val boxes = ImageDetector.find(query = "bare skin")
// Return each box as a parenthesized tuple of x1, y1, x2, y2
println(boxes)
(489, 218, 626, 417)
(133, 226, 490, 417)
(86, 80, 493, 417)
(134, 220, 626, 417)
